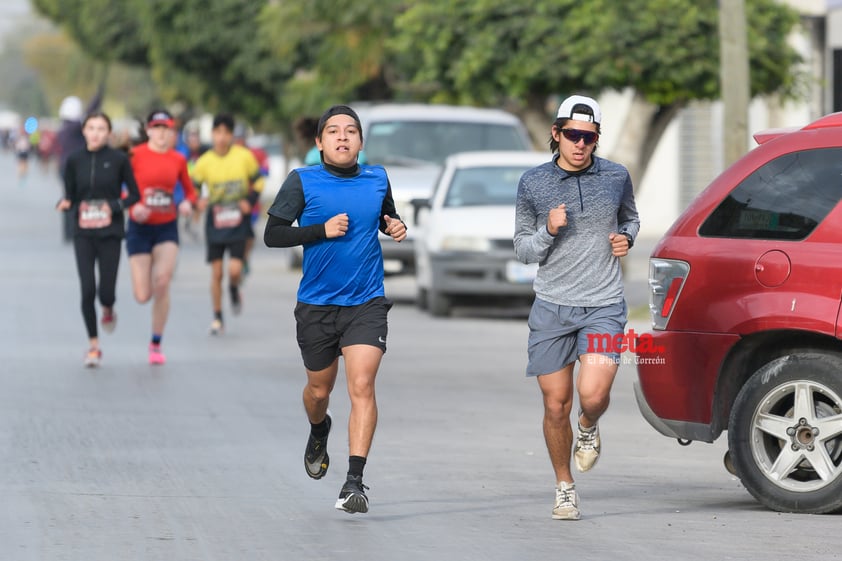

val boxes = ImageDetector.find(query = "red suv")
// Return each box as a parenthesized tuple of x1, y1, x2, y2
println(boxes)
(634, 112, 842, 514)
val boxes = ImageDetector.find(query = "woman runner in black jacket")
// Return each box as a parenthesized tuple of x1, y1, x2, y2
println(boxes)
(57, 111, 140, 367)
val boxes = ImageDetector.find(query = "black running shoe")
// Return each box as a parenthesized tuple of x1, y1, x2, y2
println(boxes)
(230, 285, 242, 316)
(335, 475, 369, 514)
(304, 414, 331, 479)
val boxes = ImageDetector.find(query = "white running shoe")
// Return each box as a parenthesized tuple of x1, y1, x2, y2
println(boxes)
(84, 348, 102, 368)
(574, 418, 601, 472)
(208, 319, 224, 336)
(552, 481, 580, 520)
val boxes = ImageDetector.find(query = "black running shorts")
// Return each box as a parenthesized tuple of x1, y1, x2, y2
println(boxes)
(294, 296, 392, 371)
(206, 240, 246, 263)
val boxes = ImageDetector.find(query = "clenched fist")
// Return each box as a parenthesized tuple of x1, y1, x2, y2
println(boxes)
(547, 204, 567, 235)
(383, 215, 406, 242)
(609, 232, 630, 257)
(325, 213, 349, 238)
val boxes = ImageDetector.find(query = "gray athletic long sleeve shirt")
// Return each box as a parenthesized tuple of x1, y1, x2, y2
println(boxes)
(514, 154, 640, 307)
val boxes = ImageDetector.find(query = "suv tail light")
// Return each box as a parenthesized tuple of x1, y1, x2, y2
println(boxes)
(648, 258, 690, 330)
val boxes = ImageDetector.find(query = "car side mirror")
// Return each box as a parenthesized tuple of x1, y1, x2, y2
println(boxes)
(410, 197, 431, 225)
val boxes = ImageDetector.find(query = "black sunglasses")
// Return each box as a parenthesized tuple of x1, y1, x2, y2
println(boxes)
(560, 128, 599, 145)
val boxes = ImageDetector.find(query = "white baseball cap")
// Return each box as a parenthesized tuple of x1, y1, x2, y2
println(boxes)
(556, 95, 601, 125)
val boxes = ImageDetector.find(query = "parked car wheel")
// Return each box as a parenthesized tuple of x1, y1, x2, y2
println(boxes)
(428, 290, 451, 317)
(416, 287, 428, 311)
(728, 352, 842, 514)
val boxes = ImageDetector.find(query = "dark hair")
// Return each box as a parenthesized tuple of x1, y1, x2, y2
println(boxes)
(212, 113, 236, 132)
(82, 111, 112, 131)
(316, 105, 363, 143)
(549, 115, 601, 153)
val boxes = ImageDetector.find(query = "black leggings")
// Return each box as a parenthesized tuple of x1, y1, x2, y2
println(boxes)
(73, 235, 122, 338)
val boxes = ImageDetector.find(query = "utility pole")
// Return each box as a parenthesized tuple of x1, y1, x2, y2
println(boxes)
(719, 0, 750, 167)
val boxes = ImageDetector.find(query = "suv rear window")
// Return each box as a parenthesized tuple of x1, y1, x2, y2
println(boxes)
(699, 147, 842, 240)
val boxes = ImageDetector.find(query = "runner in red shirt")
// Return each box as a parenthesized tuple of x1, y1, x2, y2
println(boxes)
(126, 110, 198, 365)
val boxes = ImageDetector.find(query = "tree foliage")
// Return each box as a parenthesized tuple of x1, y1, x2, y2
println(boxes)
(392, 0, 802, 180)
(31, 0, 803, 179)
(393, 0, 801, 108)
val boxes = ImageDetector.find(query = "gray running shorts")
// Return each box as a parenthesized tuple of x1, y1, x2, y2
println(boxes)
(526, 298, 627, 377)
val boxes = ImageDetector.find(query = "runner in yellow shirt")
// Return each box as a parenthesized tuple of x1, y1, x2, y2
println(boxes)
(192, 113, 264, 334)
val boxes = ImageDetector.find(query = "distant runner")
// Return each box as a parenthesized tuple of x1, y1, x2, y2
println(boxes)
(57, 111, 140, 367)
(126, 110, 199, 365)
(192, 113, 264, 335)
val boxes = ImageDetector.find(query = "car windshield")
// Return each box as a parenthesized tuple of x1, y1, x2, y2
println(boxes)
(364, 121, 529, 166)
(443, 166, 531, 208)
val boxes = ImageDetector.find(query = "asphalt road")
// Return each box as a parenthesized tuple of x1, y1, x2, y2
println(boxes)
(1, 151, 837, 561)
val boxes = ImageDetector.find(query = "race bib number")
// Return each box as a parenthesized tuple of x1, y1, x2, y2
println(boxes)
(143, 188, 174, 215)
(213, 203, 243, 229)
(78, 199, 112, 229)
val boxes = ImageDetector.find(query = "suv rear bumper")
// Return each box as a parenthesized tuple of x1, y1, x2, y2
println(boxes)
(633, 381, 718, 442)
(634, 329, 740, 443)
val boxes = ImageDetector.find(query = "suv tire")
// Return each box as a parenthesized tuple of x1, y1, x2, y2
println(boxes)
(728, 352, 842, 514)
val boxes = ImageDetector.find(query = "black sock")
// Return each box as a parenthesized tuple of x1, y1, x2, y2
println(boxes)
(310, 418, 330, 439)
(348, 455, 366, 479)
(214, 310, 223, 322)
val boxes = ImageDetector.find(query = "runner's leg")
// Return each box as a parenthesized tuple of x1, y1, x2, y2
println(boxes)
(210, 258, 224, 317)
(149, 241, 179, 336)
(96, 237, 122, 314)
(342, 345, 383, 457)
(73, 235, 99, 347)
(129, 253, 153, 304)
(304, 358, 339, 424)
(537, 365, 576, 484)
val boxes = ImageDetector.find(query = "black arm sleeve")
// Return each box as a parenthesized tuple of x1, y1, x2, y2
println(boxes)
(113, 152, 140, 212)
(263, 215, 326, 248)
(378, 181, 405, 234)
(63, 154, 77, 203)
(246, 189, 260, 207)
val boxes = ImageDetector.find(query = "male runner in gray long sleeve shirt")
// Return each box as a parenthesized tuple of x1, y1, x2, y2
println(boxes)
(514, 95, 640, 521)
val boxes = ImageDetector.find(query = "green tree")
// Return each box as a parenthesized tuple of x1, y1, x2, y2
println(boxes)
(393, 0, 803, 184)
(31, 0, 148, 66)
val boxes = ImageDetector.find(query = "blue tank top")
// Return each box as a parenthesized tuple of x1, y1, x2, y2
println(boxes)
(296, 165, 388, 306)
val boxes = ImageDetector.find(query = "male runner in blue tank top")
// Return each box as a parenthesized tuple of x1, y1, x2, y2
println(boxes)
(264, 105, 406, 514)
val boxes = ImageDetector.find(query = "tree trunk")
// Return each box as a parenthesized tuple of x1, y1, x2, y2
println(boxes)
(607, 90, 684, 192)
(518, 95, 553, 152)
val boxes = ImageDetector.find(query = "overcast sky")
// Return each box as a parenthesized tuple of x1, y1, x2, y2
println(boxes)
(0, 0, 34, 45)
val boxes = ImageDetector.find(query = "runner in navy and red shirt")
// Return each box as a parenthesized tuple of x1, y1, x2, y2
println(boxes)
(127, 109, 199, 365)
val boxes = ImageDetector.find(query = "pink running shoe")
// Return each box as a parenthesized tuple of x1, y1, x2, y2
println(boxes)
(101, 311, 117, 334)
(148, 343, 166, 365)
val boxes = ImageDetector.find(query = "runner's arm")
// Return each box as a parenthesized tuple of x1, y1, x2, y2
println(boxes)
(177, 157, 199, 205)
(263, 215, 326, 247)
(115, 154, 141, 212)
(246, 156, 265, 206)
(263, 170, 323, 247)
(62, 155, 78, 204)
(378, 181, 404, 234)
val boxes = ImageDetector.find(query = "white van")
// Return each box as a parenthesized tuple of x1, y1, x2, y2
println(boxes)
(354, 104, 533, 273)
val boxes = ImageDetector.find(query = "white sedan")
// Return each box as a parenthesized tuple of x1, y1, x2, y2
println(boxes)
(412, 151, 550, 317)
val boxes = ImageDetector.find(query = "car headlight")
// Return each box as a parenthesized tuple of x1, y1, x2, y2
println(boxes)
(440, 236, 491, 252)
